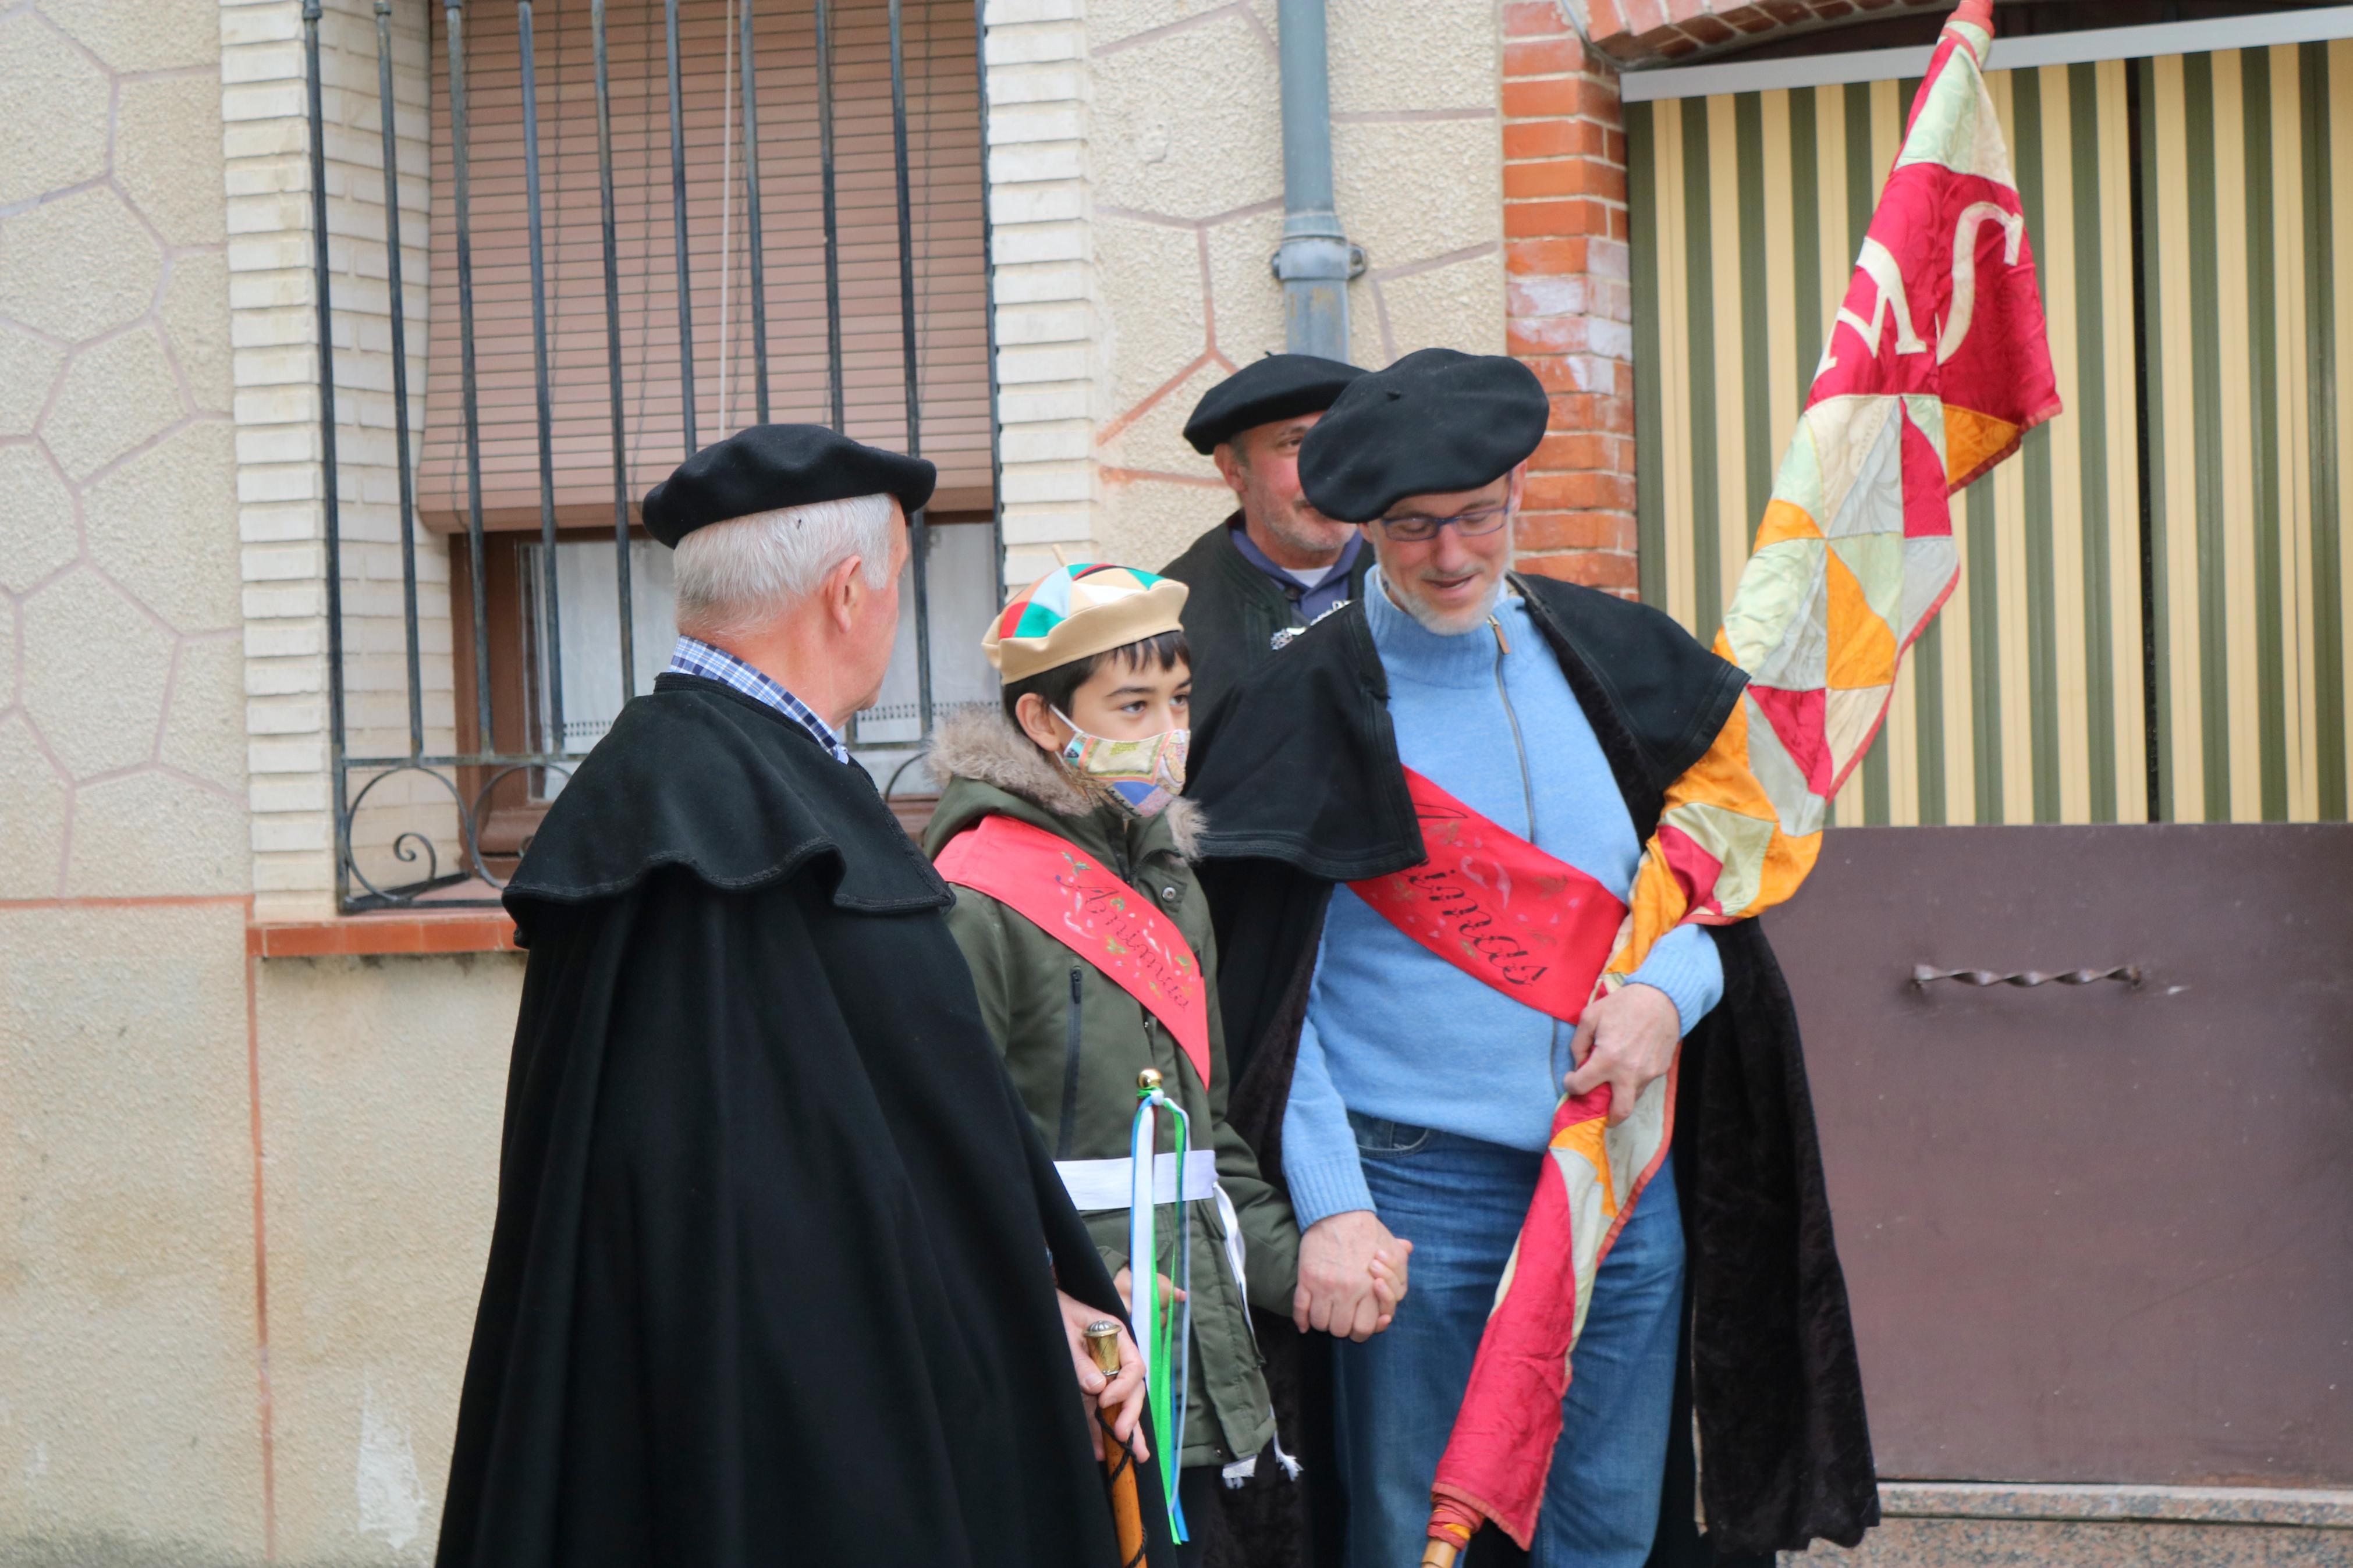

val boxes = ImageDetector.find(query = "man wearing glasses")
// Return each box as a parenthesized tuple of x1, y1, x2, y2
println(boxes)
(1187, 350, 1873, 1566)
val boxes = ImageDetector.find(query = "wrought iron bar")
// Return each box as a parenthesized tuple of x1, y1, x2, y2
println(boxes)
(972, 0, 1005, 602)
(1911, 965, 2143, 989)
(741, 0, 771, 422)
(666, 0, 698, 454)
(817, 0, 844, 431)
(303, 0, 350, 909)
(444, 0, 492, 752)
(374, 0, 425, 759)
(519, 0, 563, 752)
(594, 0, 636, 701)
(889, 0, 932, 735)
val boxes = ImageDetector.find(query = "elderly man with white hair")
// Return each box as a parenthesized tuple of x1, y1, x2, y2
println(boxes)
(435, 425, 1174, 1568)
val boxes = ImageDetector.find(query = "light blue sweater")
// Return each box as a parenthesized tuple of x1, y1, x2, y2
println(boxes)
(1280, 571, 1725, 1229)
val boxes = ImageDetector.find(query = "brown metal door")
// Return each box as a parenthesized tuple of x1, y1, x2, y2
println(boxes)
(1763, 823, 2353, 1486)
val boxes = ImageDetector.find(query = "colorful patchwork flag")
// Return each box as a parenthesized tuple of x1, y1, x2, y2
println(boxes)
(1424, 1, 2059, 1556)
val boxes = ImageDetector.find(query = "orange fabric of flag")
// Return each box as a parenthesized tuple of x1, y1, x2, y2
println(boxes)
(1424, 1, 2059, 1554)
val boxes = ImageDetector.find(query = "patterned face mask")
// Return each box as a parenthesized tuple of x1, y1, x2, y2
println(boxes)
(1053, 709, 1190, 816)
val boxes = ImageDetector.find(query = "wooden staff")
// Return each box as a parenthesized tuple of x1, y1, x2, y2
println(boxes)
(1085, 1320, 1148, 1568)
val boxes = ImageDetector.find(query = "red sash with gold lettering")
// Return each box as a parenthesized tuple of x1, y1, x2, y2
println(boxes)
(935, 813, 1213, 1088)
(1348, 767, 1628, 1023)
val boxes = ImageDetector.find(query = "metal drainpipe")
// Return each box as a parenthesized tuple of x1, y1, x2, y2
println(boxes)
(1272, 0, 1362, 360)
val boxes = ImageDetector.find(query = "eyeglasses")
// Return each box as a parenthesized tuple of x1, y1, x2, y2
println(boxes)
(1373, 503, 1512, 543)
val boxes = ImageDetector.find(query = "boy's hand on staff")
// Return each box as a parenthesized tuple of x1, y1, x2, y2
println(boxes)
(1058, 1288, 1149, 1462)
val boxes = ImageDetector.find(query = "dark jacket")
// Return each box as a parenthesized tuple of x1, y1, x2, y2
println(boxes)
(922, 710, 1301, 1475)
(1160, 512, 1375, 727)
(1186, 577, 1879, 1567)
(437, 674, 1173, 1568)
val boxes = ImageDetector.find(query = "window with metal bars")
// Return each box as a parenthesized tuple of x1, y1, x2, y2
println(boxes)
(306, 0, 999, 911)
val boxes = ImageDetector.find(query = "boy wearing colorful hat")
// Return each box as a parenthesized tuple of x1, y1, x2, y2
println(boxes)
(924, 564, 1403, 1562)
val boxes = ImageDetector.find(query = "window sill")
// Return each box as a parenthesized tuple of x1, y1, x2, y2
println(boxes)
(247, 911, 520, 958)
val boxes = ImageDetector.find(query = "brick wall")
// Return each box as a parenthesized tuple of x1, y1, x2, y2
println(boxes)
(1502, 1, 1637, 595)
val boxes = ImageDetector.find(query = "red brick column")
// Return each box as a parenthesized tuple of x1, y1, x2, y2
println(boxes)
(1502, 2, 1638, 596)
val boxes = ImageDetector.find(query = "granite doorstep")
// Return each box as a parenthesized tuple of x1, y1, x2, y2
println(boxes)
(1786, 1485, 2353, 1568)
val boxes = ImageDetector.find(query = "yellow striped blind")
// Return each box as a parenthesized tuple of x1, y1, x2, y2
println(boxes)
(1631, 62, 2150, 827)
(1634, 43, 2353, 826)
(2140, 42, 2353, 823)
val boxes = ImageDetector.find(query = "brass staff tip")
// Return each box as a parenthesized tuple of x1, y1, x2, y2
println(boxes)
(1083, 1319, 1124, 1375)
(1137, 1068, 1163, 1092)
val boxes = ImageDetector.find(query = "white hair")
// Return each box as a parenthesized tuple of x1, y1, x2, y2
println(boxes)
(671, 492, 897, 638)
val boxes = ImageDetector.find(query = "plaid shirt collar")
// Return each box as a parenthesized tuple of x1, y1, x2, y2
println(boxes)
(666, 637, 852, 765)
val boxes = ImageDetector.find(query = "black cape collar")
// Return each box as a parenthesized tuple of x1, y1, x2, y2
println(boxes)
(502, 673, 950, 934)
(1184, 572, 1745, 882)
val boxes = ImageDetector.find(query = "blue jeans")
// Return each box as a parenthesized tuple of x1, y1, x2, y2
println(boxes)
(1332, 1114, 1685, 1568)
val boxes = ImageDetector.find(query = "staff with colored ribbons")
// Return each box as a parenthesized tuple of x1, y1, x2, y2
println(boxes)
(1128, 1068, 1194, 1548)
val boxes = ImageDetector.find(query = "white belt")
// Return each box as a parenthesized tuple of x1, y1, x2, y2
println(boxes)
(1056, 1149, 1219, 1212)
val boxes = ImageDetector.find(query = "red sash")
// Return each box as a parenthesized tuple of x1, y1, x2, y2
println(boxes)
(935, 813, 1213, 1088)
(1348, 767, 1628, 1025)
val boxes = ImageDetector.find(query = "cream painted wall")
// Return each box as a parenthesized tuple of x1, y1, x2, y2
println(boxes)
(984, 0, 1504, 588)
(254, 952, 517, 1565)
(1, 904, 264, 1562)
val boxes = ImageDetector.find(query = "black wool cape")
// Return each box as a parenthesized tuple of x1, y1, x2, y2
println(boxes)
(1184, 577, 1879, 1568)
(435, 673, 1171, 1568)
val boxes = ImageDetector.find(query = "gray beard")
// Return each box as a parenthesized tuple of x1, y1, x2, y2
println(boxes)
(1250, 503, 1350, 565)
(1386, 573, 1503, 636)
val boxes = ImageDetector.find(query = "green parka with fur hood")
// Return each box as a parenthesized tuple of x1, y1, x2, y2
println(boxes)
(922, 709, 1301, 1477)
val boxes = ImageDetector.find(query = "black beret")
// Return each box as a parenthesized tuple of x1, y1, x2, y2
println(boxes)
(640, 424, 937, 547)
(1297, 349, 1549, 522)
(1182, 353, 1365, 455)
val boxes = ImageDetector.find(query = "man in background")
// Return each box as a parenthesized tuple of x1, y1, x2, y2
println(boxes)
(1159, 354, 1368, 721)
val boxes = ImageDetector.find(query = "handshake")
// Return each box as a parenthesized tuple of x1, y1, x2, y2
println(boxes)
(1293, 1210, 1413, 1342)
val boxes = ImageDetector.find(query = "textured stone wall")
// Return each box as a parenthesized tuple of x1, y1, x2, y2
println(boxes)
(983, 0, 1505, 587)
(0, 0, 246, 899)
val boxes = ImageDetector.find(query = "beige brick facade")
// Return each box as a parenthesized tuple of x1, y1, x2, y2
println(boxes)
(223, 0, 445, 920)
